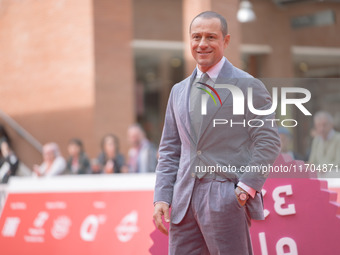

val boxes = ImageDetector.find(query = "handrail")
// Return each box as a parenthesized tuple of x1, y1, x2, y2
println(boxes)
(0, 109, 43, 153)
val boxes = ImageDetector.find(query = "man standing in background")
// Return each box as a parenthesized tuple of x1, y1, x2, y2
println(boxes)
(127, 124, 157, 173)
(309, 111, 340, 178)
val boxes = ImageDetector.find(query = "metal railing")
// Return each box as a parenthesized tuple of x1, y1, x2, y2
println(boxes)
(0, 109, 42, 153)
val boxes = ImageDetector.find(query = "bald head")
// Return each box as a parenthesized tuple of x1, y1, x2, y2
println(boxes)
(314, 111, 334, 140)
(128, 124, 146, 147)
(190, 11, 228, 37)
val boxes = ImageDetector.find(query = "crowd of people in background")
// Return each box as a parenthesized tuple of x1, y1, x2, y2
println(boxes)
(276, 111, 340, 166)
(1, 110, 340, 183)
(0, 123, 158, 182)
(277, 110, 340, 178)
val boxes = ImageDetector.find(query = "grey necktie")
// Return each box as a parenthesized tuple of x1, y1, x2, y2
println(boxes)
(190, 73, 210, 179)
(190, 73, 210, 139)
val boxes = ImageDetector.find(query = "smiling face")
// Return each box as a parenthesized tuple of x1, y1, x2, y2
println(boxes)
(104, 136, 117, 159)
(128, 127, 144, 147)
(190, 17, 230, 73)
(314, 116, 333, 140)
(43, 145, 56, 164)
(68, 143, 81, 157)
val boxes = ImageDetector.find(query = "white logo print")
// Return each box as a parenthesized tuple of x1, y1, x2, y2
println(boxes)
(24, 211, 49, 243)
(33, 211, 49, 228)
(2, 217, 21, 237)
(51, 216, 72, 240)
(80, 214, 106, 242)
(115, 210, 139, 242)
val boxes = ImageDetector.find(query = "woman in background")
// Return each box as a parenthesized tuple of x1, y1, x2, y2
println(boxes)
(65, 138, 91, 175)
(33, 143, 66, 177)
(96, 134, 127, 174)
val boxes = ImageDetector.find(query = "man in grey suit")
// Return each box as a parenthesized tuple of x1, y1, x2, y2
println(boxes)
(153, 11, 280, 255)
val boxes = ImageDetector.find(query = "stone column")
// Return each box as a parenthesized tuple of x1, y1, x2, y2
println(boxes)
(93, 0, 135, 155)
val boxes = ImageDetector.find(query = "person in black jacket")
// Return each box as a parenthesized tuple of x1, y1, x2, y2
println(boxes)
(0, 138, 19, 183)
(64, 138, 91, 175)
(95, 134, 127, 174)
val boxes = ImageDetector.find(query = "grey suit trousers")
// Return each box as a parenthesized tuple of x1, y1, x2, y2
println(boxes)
(169, 178, 253, 255)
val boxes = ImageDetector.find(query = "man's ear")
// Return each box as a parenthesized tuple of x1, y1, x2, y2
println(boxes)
(224, 34, 231, 49)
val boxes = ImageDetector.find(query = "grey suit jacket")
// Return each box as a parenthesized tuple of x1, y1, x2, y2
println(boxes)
(154, 58, 280, 224)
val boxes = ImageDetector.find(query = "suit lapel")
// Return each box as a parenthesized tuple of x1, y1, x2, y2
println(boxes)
(198, 59, 237, 140)
(178, 69, 198, 145)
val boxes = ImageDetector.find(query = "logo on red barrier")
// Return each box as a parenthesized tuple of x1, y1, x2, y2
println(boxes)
(115, 210, 139, 242)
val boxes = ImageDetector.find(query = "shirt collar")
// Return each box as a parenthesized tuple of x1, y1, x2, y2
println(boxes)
(196, 57, 226, 81)
(319, 129, 335, 141)
(327, 129, 335, 140)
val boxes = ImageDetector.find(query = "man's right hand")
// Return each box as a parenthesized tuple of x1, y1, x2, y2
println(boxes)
(153, 202, 170, 235)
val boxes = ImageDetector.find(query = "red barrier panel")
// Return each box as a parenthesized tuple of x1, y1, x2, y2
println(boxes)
(1, 157, 340, 255)
(0, 175, 156, 255)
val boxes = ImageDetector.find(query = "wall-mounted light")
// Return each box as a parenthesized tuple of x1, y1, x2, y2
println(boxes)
(237, 0, 256, 23)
